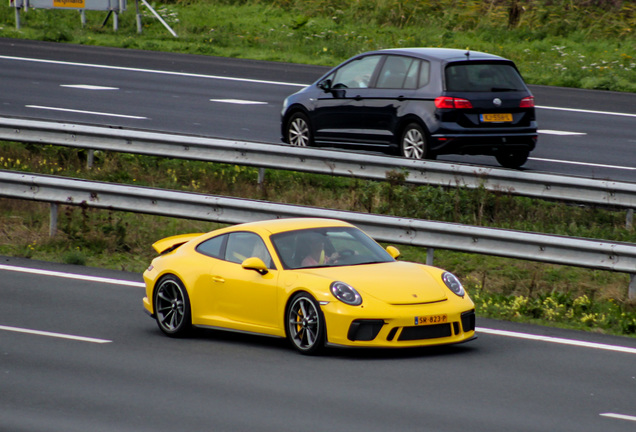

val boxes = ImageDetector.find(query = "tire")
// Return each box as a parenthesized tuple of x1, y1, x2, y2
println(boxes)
(400, 123, 430, 160)
(153, 275, 192, 337)
(286, 112, 313, 147)
(286, 292, 325, 355)
(495, 150, 529, 169)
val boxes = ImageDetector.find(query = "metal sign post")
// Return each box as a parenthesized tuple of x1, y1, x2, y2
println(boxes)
(10, 0, 126, 30)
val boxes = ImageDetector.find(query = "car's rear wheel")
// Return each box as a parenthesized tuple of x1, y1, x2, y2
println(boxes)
(154, 275, 192, 337)
(495, 149, 529, 169)
(286, 292, 325, 355)
(400, 123, 430, 160)
(286, 112, 313, 147)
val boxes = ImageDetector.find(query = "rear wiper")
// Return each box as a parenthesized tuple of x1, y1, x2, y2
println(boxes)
(491, 87, 519, 92)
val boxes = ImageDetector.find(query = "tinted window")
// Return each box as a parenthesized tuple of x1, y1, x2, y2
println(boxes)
(376, 56, 415, 89)
(418, 60, 431, 87)
(196, 234, 226, 259)
(445, 63, 526, 92)
(332, 55, 382, 88)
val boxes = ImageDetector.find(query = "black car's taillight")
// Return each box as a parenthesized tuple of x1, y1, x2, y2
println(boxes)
(519, 96, 535, 108)
(435, 96, 473, 109)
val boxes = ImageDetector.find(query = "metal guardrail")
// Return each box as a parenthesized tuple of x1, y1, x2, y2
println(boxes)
(1, 170, 634, 298)
(0, 118, 635, 228)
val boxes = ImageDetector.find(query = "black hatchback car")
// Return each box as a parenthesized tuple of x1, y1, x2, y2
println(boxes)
(281, 48, 537, 168)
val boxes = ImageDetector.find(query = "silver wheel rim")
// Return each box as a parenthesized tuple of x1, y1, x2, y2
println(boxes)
(156, 279, 186, 332)
(288, 297, 320, 350)
(289, 117, 310, 147)
(403, 128, 425, 159)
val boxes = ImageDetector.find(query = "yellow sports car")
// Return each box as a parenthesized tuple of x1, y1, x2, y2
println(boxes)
(143, 218, 476, 354)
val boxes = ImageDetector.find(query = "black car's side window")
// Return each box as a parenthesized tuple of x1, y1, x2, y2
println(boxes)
(332, 55, 382, 89)
(376, 56, 414, 89)
(375, 57, 431, 89)
(418, 60, 431, 88)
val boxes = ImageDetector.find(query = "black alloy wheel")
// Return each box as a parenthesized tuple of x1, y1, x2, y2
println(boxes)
(287, 112, 313, 147)
(286, 292, 325, 355)
(154, 275, 192, 337)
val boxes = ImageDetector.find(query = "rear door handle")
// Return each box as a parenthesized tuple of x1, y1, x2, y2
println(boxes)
(212, 276, 225, 283)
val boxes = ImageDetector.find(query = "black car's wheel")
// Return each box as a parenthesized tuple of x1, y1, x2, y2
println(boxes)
(286, 292, 325, 355)
(153, 275, 192, 337)
(400, 123, 430, 160)
(286, 112, 313, 147)
(495, 149, 529, 169)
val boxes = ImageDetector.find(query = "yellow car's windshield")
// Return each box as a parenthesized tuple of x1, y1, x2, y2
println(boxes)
(271, 227, 394, 270)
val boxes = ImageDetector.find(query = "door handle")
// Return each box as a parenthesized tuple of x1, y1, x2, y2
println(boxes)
(212, 276, 225, 283)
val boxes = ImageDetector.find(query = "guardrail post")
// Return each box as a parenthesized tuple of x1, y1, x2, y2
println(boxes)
(49, 203, 58, 237)
(627, 209, 634, 230)
(87, 149, 94, 169)
(426, 248, 434, 266)
(258, 168, 266, 185)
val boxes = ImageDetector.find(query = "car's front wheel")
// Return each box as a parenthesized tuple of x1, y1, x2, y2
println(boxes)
(153, 275, 192, 337)
(400, 123, 431, 160)
(495, 149, 529, 169)
(286, 112, 313, 147)
(286, 292, 325, 355)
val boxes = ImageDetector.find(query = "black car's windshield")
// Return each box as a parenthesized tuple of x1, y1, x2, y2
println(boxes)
(271, 227, 394, 270)
(445, 62, 526, 92)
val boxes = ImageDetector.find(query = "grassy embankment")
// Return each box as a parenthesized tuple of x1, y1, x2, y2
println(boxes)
(0, 0, 635, 335)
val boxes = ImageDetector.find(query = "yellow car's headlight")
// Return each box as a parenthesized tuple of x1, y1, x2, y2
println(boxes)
(442, 272, 465, 297)
(330, 281, 362, 306)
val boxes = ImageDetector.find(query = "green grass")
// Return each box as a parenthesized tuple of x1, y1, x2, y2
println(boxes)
(1, 142, 635, 337)
(0, 0, 634, 91)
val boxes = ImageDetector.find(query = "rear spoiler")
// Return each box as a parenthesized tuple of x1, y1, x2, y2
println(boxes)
(152, 233, 205, 255)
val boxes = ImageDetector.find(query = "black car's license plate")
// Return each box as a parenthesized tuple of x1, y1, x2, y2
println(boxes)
(481, 113, 513, 122)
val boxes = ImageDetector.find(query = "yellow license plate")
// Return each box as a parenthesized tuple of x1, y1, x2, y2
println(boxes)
(481, 113, 513, 122)
(414, 314, 448, 325)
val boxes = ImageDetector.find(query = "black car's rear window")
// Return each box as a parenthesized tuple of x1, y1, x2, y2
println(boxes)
(445, 62, 527, 92)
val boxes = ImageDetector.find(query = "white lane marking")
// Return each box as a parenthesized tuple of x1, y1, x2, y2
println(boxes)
(600, 413, 636, 422)
(538, 129, 587, 136)
(26, 105, 147, 120)
(210, 99, 267, 105)
(528, 156, 636, 171)
(61, 84, 119, 90)
(0, 325, 111, 343)
(4, 56, 635, 118)
(2, 264, 635, 355)
(0, 264, 146, 288)
(0, 55, 307, 88)
(537, 105, 636, 118)
(478, 327, 636, 355)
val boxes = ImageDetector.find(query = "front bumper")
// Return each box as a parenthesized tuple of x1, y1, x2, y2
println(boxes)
(322, 301, 476, 348)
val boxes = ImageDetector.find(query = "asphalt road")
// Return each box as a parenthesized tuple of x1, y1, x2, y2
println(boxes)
(1, 37, 635, 182)
(1, 256, 636, 432)
(1, 39, 636, 430)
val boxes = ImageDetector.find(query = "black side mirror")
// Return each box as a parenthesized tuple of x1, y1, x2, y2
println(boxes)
(318, 79, 332, 91)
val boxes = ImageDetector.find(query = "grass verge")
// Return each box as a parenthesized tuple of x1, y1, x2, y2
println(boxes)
(0, 0, 634, 91)
(1, 142, 635, 337)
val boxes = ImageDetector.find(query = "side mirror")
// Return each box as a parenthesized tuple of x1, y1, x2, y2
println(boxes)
(318, 79, 332, 91)
(386, 246, 400, 259)
(242, 257, 269, 275)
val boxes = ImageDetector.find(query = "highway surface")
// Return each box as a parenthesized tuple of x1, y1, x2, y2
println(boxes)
(1, 38, 636, 431)
(1, 37, 635, 182)
(1, 256, 636, 431)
